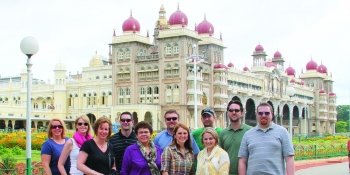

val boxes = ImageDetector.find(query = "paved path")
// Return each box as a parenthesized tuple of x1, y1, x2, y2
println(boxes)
(296, 162, 349, 175)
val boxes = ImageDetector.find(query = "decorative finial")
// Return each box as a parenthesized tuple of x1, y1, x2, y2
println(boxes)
(220, 32, 222, 40)
(204, 13, 206, 20)
(130, 10, 133, 17)
(147, 30, 149, 37)
(177, 2, 180, 10)
(194, 23, 197, 31)
(113, 28, 116, 36)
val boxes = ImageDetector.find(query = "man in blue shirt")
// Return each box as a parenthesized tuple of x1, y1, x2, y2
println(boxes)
(154, 109, 200, 155)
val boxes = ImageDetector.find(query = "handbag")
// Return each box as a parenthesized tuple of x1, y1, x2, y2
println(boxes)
(108, 143, 119, 175)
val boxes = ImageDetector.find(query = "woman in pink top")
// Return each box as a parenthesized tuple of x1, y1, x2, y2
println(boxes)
(58, 115, 93, 175)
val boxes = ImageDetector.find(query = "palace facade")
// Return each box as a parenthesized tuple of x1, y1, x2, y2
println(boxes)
(0, 5, 336, 135)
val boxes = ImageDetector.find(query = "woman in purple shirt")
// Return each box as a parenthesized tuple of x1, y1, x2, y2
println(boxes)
(121, 121, 162, 175)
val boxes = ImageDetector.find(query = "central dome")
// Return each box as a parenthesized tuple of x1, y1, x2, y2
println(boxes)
(169, 6, 188, 26)
(197, 15, 214, 35)
(306, 59, 318, 70)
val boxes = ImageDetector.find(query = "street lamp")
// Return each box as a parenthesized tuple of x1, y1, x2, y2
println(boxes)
(286, 86, 296, 137)
(188, 44, 204, 129)
(20, 36, 39, 175)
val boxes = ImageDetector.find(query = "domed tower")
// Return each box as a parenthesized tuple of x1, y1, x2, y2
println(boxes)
(197, 14, 214, 36)
(196, 14, 224, 65)
(271, 50, 285, 72)
(252, 44, 267, 67)
(168, 4, 188, 27)
(122, 11, 141, 33)
(154, 4, 169, 39)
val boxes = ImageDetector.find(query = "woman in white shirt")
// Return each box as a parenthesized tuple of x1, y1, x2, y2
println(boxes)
(58, 115, 93, 175)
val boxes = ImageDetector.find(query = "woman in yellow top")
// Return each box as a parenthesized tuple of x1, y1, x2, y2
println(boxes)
(196, 127, 230, 175)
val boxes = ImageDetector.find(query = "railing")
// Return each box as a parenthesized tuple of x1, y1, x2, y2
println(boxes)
(0, 161, 44, 175)
(294, 143, 347, 160)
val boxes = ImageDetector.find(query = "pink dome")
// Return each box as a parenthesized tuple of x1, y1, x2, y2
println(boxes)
(300, 81, 305, 85)
(169, 7, 188, 26)
(213, 63, 227, 69)
(317, 64, 328, 73)
(306, 59, 318, 70)
(329, 92, 336, 96)
(273, 51, 282, 59)
(265, 61, 276, 68)
(122, 14, 140, 32)
(285, 66, 295, 76)
(197, 16, 214, 35)
(319, 89, 325, 94)
(227, 62, 234, 67)
(243, 66, 249, 71)
(255, 44, 264, 52)
(290, 79, 296, 83)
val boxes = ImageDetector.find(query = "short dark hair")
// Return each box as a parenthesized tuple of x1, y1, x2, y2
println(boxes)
(120, 111, 133, 120)
(93, 116, 112, 138)
(227, 100, 243, 111)
(256, 102, 274, 115)
(134, 121, 153, 134)
(164, 109, 180, 119)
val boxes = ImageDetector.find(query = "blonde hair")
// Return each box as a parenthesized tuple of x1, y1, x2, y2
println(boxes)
(75, 115, 91, 134)
(47, 118, 66, 138)
(201, 127, 219, 145)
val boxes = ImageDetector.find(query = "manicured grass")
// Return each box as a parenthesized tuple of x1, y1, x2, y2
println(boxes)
(1, 150, 42, 163)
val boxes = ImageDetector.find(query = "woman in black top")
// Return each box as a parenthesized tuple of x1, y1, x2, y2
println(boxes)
(77, 117, 116, 175)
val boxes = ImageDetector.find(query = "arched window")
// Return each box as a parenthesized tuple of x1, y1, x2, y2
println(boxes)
(147, 87, 152, 94)
(173, 43, 179, 54)
(119, 89, 124, 96)
(141, 87, 145, 95)
(126, 88, 130, 95)
(165, 44, 172, 56)
(154, 86, 159, 94)
(125, 48, 131, 60)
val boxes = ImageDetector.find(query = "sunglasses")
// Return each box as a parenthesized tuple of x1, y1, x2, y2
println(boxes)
(51, 125, 63, 129)
(120, 119, 132, 123)
(77, 122, 88, 126)
(258, 112, 271, 116)
(166, 117, 178, 121)
(228, 109, 241, 113)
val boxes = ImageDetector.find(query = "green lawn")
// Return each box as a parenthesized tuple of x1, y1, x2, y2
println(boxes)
(10, 150, 42, 163)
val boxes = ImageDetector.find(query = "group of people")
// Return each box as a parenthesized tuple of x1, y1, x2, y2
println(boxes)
(41, 100, 295, 175)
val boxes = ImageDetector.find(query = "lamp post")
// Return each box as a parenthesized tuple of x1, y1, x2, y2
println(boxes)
(286, 86, 296, 137)
(20, 36, 39, 175)
(188, 44, 204, 129)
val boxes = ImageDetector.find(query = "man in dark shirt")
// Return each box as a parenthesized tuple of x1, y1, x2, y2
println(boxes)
(109, 112, 137, 173)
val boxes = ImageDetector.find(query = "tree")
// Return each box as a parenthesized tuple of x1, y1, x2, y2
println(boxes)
(335, 121, 348, 133)
(336, 105, 350, 121)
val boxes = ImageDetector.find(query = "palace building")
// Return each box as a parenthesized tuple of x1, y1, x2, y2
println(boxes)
(0, 5, 336, 135)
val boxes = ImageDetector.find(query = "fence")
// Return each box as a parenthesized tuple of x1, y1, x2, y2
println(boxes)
(294, 143, 348, 160)
(0, 161, 44, 175)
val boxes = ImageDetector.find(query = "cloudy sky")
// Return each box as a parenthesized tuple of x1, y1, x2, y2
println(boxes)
(1, 0, 350, 105)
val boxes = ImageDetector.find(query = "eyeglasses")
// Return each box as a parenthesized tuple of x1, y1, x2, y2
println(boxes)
(258, 112, 271, 116)
(77, 122, 88, 126)
(51, 125, 63, 129)
(120, 119, 132, 123)
(228, 109, 241, 113)
(165, 117, 178, 121)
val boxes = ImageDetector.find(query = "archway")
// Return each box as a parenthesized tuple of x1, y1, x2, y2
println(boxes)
(282, 104, 290, 126)
(245, 99, 256, 126)
(144, 112, 153, 126)
(87, 113, 96, 124)
(267, 101, 274, 121)
(133, 112, 139, 124)
(0, 120, 5, 129)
